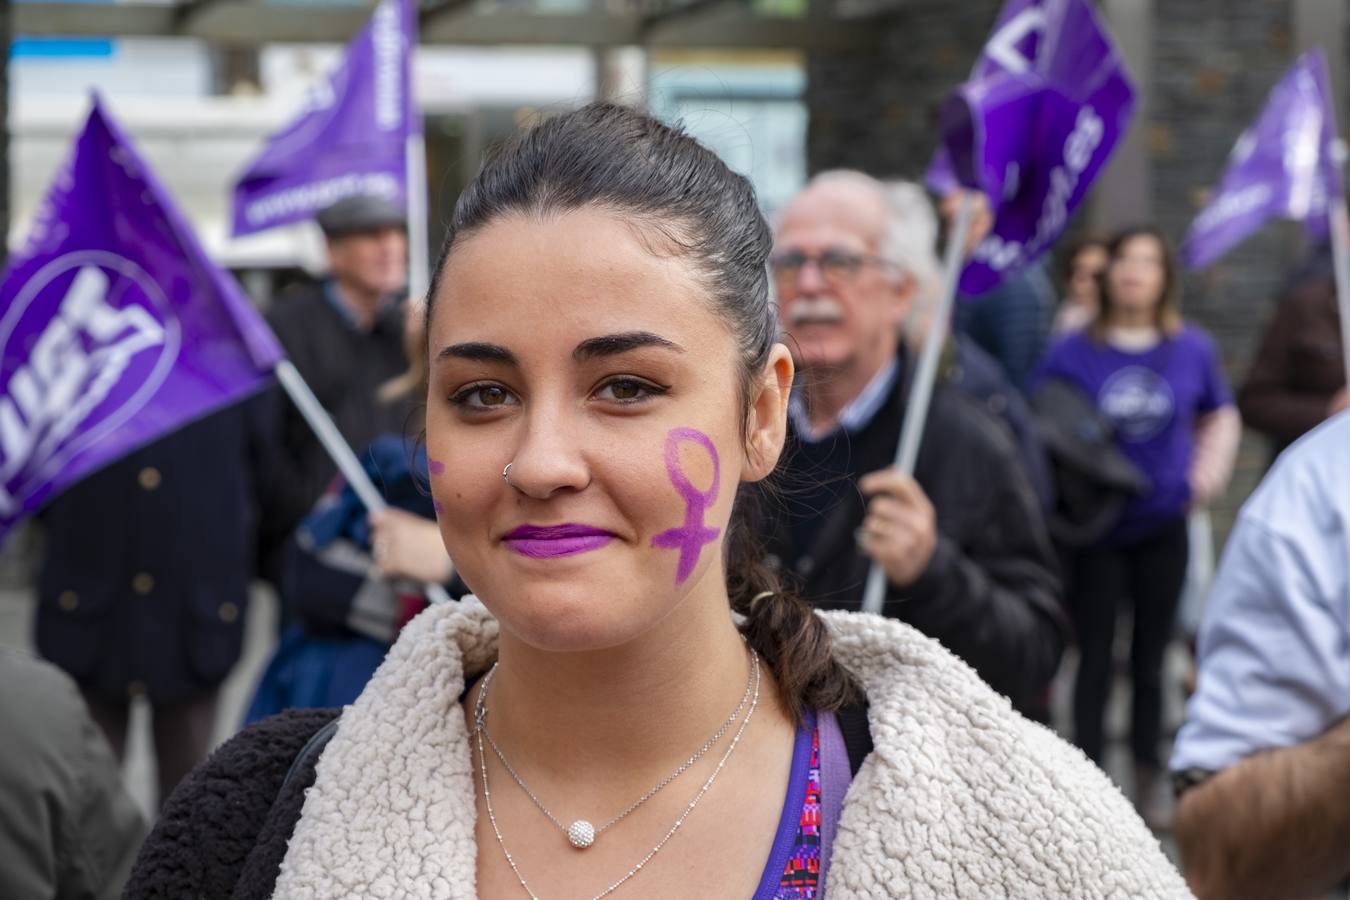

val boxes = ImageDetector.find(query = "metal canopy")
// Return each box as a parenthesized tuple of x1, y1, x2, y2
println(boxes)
(14, 1, 875, 50)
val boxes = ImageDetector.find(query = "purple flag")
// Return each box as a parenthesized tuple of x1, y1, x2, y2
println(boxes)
(0, 98, 285, 539)
(1181, 50, 1343, 270)
(926, 0, 1136, 295)
(231, 0, 417, 237)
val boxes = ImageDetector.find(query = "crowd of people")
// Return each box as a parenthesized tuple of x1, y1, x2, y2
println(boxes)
(2, 99, 1347, 899)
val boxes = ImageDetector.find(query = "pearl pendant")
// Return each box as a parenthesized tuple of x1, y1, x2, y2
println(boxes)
(567, 819, 596, 849)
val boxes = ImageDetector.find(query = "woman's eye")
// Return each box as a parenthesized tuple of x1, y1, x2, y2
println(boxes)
(595, 378, 665, 404)
(451, 384, 516, 410)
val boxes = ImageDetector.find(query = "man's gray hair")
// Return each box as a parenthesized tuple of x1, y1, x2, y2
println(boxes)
(806, 170, 941, 304)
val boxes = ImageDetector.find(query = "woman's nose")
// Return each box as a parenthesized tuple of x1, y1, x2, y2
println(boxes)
(501, 406, 591, 500)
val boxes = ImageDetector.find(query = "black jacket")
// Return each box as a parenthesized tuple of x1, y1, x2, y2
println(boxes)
(37, 396, 280, 704)
(122, 708, 337, 900)
(265, 282, 417, 546)
(947, 335, 1055, 512)
(768, 352, 1067, 716)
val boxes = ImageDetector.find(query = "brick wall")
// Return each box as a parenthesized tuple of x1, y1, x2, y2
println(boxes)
(806, 0, 1002, 178)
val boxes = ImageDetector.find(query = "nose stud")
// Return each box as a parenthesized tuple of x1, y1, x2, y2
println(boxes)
(502, 463, 514, 487)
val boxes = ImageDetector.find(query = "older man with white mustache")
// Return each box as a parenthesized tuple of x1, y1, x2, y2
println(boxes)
(761, 171, 1067, 720)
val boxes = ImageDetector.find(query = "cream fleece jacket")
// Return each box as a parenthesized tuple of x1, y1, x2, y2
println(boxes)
(274, 597, 1191, 898)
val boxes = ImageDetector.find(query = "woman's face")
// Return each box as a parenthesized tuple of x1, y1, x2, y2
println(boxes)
(1105, 235, 1167, 318)
(425, 207, 791, 652)
(1068, 244, 1107, 306)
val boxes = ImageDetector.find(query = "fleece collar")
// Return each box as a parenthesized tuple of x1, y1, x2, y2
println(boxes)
(274, 598, 1190, 899)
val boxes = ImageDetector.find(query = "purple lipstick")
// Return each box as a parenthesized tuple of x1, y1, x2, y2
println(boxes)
(504, 524, 615, 559)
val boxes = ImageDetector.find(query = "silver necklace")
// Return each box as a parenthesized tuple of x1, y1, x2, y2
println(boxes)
(474, 650, 760, 900)
(474, 648, 755, 850)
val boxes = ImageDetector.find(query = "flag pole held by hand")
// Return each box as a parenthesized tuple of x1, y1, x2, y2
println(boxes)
(859, 191, 975, 616)
(275, 361, 452, 606)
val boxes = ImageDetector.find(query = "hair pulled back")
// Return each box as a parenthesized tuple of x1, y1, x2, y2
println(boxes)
(426, 102, 858, 721)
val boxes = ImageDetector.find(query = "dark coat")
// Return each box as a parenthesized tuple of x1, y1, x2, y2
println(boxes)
(767, 351, 1068, 717)
(954, 261, 1057, 392)
(121, 708, 337, 900)
(264, 282, 418, 544)
(37, 396, 280, 704)
(946, 335, 1055, 511)
(1237, 273, 1344, 456)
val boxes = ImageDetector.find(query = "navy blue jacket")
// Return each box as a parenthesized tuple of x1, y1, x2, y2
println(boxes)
(955, 261, 1056, 392)
(947, 336, 1055, 511)
(36, 395, 281, 704)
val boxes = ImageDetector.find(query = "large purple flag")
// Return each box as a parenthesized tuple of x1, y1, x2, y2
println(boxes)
(926, 0, 1136, 295)
(0, 98, 285, 538)
(1181, 50, 1343, 270)
(231, 0, 418, 237)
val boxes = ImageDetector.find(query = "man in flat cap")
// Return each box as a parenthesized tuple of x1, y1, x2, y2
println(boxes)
(264, 194, 417, 561)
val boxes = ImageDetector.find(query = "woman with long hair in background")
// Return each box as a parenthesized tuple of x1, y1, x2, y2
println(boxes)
(1037, 225, 1240, 827)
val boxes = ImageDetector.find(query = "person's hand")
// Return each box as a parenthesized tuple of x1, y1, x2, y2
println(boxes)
(368, 508, 454, 584)
(1328, 386, 1350, 418)
(940, 188, 993, 255)
(857, 468, 938, 588)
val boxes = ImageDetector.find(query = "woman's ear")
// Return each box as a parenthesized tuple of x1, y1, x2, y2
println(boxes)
(742, 343, 795, 483)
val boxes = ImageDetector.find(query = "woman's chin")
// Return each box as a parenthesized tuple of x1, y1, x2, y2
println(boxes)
(479, 580, 663, 654)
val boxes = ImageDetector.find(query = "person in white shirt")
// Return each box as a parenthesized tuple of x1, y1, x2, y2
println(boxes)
(1170, 410, 1350, 900)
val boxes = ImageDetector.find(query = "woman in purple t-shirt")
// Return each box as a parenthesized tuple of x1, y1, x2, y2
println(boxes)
(1036, 226, 1239, 824)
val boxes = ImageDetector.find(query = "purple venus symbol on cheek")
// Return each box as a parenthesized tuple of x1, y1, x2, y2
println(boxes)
(651, 427, 721, 584)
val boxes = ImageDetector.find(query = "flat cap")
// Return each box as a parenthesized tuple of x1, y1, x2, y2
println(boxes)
(316, 193, 406, 237)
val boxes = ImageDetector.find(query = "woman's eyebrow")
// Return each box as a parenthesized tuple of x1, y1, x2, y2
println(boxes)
(436, 342, 518, 365)
(573, 331, 685, 361)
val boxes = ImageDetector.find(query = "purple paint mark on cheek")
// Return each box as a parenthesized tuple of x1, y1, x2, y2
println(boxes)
(433, 499, 444, 514)
(428, 459, 445, 476)
(650, 427, 721, 584)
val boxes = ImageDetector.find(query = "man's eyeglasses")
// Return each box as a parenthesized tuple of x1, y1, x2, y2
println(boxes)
(769, 249, 895, 283)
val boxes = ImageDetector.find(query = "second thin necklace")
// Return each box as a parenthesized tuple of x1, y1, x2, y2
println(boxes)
(473, 646, 757, 850)
(474, 650, 761, 900)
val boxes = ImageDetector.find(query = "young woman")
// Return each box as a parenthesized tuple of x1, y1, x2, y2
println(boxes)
(1054, 236, 1108, 334)
(1037, 226, 1239, 824)
(125, 106, 1188, 899)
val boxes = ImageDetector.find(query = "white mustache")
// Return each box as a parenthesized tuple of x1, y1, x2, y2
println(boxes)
(788, 297, 845, 326)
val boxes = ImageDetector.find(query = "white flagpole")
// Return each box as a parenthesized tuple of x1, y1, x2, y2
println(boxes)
(1330, 142, 1350, 390)
(405, 0, 430, 306)
(405, 132, 430, 305)
(275, 361, 453, 606)
(859, 191, 976, 616)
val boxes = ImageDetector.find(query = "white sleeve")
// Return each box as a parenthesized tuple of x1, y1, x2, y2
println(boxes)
(1170, 510, 1350, 774)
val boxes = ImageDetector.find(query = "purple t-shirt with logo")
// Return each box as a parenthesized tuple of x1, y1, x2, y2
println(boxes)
(1036, 325, 1232, 543)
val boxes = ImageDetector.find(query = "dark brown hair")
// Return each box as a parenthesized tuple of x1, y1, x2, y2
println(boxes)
(1061, 234, 1107, 284)
(424, 102, 859, 722)
(1089, 224, 1183, 342)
